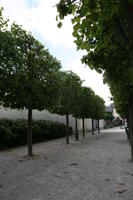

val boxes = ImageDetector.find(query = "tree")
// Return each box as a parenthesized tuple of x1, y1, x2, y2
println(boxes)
(71, 85, 82, 141)
(51, 70, 82, 144)
(0, 18, 61, 156)
(0, 7, 11, 105)
(56, 0, 133, 160)
(104, 112, 114, 121)
(78, 86, 95, 137)
(94, 95, 105, 133)
(109, 83, 128, 119)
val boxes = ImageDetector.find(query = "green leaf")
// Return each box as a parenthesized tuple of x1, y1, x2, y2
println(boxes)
(79, 42, 86, 50)
(59, 13, 64, 20)
(72, 31, 78, 37)
(56, 15, 58, 21)
(73, 23, 80, 32)
(57, 22, 62, 28)
(72, 16, 80, 24)
(96, 69, 102, 74)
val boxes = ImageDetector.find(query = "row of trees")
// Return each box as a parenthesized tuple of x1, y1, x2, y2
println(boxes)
(52, 72, 105, 144)
(56, 0, 133, 160)
(0, 7, 105, 156)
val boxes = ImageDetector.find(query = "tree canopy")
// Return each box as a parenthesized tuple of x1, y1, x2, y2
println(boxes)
(56, 0, 133, 159)
(52, 70, 82, 116)
(0, 23, 61, 110)
(78, 86, 95, 119)
(51, 70, 82, 143)
(0, 8, 62, 155)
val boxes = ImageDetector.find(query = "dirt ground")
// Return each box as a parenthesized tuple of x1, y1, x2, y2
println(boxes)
(0, 127, 133, 200)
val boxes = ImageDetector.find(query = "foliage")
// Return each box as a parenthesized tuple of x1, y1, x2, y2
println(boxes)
(56, 0, 130, 117)
(0, 119, 72, 150)
(104, 112, 114, 121)
(0, 7, 9, 31)
(109, 83, 128, 119)
(0, 22, 62, 111)
(52, 70, 82, 116)
(104, 124, 114, 129)
(57, 1, 133, 159)
(50, 70, 82, 143)
(93, 95, 105, 120)
(0, 7, 62, 155)
(77, 86, 95, 119)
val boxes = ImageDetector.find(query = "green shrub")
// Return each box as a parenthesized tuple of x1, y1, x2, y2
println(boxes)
(0, 119, 72, 150)
(104, 124, 114, 129)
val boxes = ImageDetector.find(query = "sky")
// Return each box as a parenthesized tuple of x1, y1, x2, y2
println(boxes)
(0, 0, 111, 105)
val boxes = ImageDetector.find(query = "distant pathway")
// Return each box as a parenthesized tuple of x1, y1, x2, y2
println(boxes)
(0, 127, 133, 200)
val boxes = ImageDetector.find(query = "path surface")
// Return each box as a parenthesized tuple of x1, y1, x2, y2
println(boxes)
(0, 127, 133, 200)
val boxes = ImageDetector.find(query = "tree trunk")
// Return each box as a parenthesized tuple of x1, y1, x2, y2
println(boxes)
(75, 117, 79, 141)
(28, 108, 33, 156)
(126, 117, 130, 140)
(82, 118, 85, 138)
(66, 114, 69, 144)
(128, 98, 133, 161)
(92, 118, 94, 135)
(127, 118, 129, 128)
(98, 119, 100, 133)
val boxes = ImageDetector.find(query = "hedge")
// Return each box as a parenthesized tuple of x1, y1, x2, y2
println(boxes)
(0, 119, 72, 150)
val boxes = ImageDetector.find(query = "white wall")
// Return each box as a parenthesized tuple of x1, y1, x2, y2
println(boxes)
(99, 119, 105, 128)
(0, 107, 104, 131)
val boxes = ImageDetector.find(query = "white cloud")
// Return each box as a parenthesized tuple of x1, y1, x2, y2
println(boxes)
(0, 0, 74, 48)
(1, 0, 30, 27)
(70, 58, 111, 105)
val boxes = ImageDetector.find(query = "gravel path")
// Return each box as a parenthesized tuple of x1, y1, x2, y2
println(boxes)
(0, 127, 133, 200)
